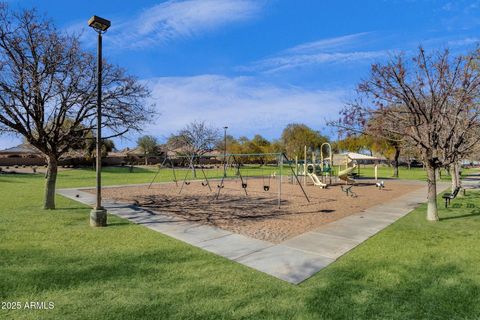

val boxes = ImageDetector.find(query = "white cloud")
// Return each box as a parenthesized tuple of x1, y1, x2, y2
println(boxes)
(284, 32, 371, 54)
(238, 33, 386, 73)
(240, 51, 386, 74)
(1, 75, 348, 149)
(439, 0, 480, 30)
(447, 37, 480, 47)
(140, 74, 347, 141)
(107, 0, 264, 49)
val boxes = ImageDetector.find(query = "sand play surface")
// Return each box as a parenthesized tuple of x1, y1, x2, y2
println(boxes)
(92, 177, 423, 243)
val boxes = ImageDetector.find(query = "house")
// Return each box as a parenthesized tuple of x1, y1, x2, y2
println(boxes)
(0, 144, 45, 166)
(106, 147, 167, 166)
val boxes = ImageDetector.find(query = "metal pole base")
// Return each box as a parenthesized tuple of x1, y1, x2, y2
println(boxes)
(90, 208, 107, 227)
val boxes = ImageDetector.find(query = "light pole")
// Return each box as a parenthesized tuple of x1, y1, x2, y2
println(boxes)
(223, 126, 228, 178)
(88, 15, 111, 227)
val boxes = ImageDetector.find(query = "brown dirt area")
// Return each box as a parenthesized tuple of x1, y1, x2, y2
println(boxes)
(91, 178, 423, 243)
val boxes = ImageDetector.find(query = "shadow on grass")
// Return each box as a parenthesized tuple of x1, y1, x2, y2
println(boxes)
(440, 209, 480, 221)
(102, 166, 155, 174)
(107, 221, 131, 227)
(0, 246, 297, 319)
(304, 258, 480, 319)
(0, 247, 203, 294)
(55, 207, 91, 211)
(60, 166, 156, 178)
(0, 173, 39, 181)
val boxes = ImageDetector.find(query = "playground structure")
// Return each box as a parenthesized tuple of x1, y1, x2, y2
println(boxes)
(150, 147, 382, 199)
(293, 143, 370, 188)
(144, 148, 383, 216)
(95, 168, 420, 243)
(148, 152, 310, 208)
(88, 149, 415, 243)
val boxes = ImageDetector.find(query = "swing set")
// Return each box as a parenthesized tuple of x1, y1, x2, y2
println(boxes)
(148, 152, 310, 208)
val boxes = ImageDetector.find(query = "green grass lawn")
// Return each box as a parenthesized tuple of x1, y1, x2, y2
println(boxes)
(59, 165, 286, 187)
(355, 165, 479, 181)
(1, 168, 480, 319)
(57, 164, 479, 187)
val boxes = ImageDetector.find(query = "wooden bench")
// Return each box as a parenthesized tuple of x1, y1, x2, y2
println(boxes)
(442, 187, 461, 208)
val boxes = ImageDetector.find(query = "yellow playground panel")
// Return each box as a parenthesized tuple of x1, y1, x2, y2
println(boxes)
(294, 144, 382, 188)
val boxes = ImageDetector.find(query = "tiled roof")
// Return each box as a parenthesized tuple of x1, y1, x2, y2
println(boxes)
(0, 143, 41, 154)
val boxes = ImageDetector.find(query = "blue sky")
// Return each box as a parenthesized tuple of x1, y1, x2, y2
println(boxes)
(1, 0, 479, 149)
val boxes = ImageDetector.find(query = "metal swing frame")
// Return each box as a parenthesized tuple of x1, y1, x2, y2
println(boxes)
(148, 155, 178, 189)
(148, 152, 310, 209)
(178, 154, 213, 194)
(214, 152, 309, 208)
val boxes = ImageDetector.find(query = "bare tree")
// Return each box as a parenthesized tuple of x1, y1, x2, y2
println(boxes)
(167, 121, 219, 176)
(332, 103, 406, 176)
(167, 121, 220, 158)
(0, 6, 154, 209)
(338, 47, 480, 221)
(366, 113, 404, 178)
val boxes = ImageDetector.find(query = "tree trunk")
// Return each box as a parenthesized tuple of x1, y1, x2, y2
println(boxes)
(144, 152, 148, 165)
(449, 164, 455, 191)
(44, 155, 58, 209)
(426, 163, 439, 221)
(450, 162, 461, 192)
(191, 156, 197, 178)
(456, 163, 461, 188)
(393, 147, 400, 178)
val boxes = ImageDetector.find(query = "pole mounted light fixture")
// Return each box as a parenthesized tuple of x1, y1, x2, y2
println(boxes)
(223, 126, 228, 178)
(88, 15, 111, 227)
(88, 15, 111, 32)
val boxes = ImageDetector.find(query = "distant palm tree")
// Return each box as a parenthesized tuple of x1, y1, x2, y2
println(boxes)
(83, 132, 115, 168)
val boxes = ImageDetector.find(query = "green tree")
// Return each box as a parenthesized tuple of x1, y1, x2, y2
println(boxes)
(84, 132, 115, 162)
(267, 139, 285, 154)
(137, 135, 158, 165)
(336, 134, 372, 153)
(215, 134, 238, 154)
(281, 123, 328, 159)
(251, 134, 271, 148)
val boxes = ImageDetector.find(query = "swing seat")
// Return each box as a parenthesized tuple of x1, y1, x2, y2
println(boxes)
(185, 181, 190, 185)
(217, 185, 224, 189)
(201, 182, 208, 186)
(263, 186, 270, 192)
(242, 183, 247, 189)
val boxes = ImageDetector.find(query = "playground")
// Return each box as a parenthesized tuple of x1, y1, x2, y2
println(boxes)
(91, 169, 423, 243)
(82, 148, 424, 243)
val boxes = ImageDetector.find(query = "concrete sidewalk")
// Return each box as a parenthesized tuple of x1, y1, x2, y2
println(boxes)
(58, 181, 449, 284)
